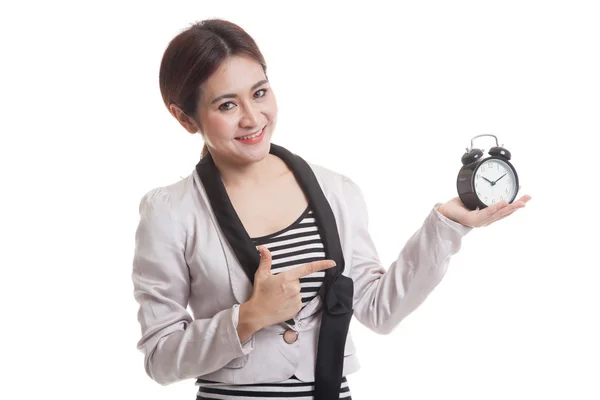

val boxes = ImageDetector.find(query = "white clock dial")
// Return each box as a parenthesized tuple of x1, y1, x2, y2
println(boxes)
(473, 159, 518, 206)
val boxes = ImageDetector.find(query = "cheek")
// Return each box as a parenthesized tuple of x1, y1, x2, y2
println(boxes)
(265, 97, 278, 120)
(204, 114, 237, 137)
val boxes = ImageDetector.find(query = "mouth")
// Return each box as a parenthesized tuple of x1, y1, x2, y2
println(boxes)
(235, 125, 266, 142)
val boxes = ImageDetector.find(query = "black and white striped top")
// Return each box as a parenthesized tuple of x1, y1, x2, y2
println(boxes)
(196, 377, 351, 399)
(195, 206, 352, 400)
(253, 206, 326, 307)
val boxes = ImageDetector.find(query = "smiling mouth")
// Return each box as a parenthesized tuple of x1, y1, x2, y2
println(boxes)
(235, 125, 266, 140)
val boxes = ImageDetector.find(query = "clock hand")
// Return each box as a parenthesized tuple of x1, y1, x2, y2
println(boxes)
(492, 173, 507, 185)
(482, 176, 494, 185)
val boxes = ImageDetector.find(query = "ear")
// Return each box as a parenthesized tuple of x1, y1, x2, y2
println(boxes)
(169, 103, 201, 134)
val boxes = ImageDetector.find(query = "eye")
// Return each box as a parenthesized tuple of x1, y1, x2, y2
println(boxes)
(218, 89, 267, 111)
(218, 101, 235, 111)
(254, 88, 268, 98)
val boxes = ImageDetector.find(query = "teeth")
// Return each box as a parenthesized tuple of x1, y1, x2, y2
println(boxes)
(237, 127, 263, 140)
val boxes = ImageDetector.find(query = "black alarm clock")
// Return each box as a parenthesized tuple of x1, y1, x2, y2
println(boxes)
(457, 134, 519, 210)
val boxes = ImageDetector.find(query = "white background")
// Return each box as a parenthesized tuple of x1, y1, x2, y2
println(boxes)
(1, 1, 599, 399)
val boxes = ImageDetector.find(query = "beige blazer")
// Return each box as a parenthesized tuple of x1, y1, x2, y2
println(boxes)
(131, 161, 472, 385)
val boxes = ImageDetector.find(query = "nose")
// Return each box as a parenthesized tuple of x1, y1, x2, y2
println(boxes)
(239, 103, 261, 128)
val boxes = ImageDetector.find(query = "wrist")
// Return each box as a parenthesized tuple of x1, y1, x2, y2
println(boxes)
(237, 300, 263, 341)
(436, 204, 450, 219)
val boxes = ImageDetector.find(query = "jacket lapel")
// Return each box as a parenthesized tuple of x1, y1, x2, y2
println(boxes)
(195, 151, 261, 285)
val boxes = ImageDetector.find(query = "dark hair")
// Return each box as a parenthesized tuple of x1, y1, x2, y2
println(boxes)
(159, 19, 268, 158)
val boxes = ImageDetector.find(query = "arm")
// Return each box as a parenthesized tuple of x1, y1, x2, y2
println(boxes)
(131, 188, 256, 385)
(342, 176, 472, 335)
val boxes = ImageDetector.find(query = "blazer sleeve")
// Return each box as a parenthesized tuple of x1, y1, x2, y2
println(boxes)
(342, 175, 472, 334)
(131, 188, 254, 385)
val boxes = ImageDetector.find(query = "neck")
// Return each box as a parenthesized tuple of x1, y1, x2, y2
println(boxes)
(213, 152, 277, 189)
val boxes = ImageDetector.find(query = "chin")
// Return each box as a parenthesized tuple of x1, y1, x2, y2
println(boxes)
(249, 138, 272, 161)
(241, 130, 272, 159)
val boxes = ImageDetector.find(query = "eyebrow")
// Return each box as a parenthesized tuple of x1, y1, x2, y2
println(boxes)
(210, 79, 269, 105)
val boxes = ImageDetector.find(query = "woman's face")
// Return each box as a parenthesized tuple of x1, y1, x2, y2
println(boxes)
(195, 55, 278, 166)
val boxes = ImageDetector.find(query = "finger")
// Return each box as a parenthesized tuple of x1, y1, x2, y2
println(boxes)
(482, 201, 525, 226)
(284, 259, 336, 280)
(472, 201, 509, 226)
(255, 246, 273, 275)
(478, 200, 517, 226)
(499, 196, 530, 213)
(515, 194, 532, 204)
(483, 208, 518, 226)
(502, 206, 522, 218)
(483, 200, 509, 218)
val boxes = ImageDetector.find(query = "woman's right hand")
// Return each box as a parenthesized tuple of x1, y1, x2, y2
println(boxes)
(241, 245, 336, 331)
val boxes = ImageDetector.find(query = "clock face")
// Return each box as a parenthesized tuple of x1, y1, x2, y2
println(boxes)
(473, 158, 518, 206)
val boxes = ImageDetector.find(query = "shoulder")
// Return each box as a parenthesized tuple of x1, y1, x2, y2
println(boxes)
(305, 160, 367, 219)
(307, 161, 362, 198)
(137, 173, 195, 222)
(306, 161, 348, 189)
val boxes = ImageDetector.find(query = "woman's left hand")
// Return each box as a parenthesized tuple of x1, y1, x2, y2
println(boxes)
(437, 193, 532, 228)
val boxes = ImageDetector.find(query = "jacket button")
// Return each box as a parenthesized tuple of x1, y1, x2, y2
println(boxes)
(283, 329, 299, 344)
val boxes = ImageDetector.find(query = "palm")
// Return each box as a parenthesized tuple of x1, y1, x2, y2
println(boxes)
(438, 193, 532, 228)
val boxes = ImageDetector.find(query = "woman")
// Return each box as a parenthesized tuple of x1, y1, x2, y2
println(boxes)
(131, 19, 531, 399)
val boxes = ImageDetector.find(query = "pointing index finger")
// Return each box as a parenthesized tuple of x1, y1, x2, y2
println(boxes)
(285, 260, 337, 280)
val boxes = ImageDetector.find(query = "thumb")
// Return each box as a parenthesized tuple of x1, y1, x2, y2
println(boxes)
(255, 245, 273, 276)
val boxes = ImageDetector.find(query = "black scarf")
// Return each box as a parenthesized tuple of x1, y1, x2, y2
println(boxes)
(195, 143, 354, 399)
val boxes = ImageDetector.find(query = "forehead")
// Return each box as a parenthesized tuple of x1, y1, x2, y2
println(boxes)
(202, 55, 266, 97)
